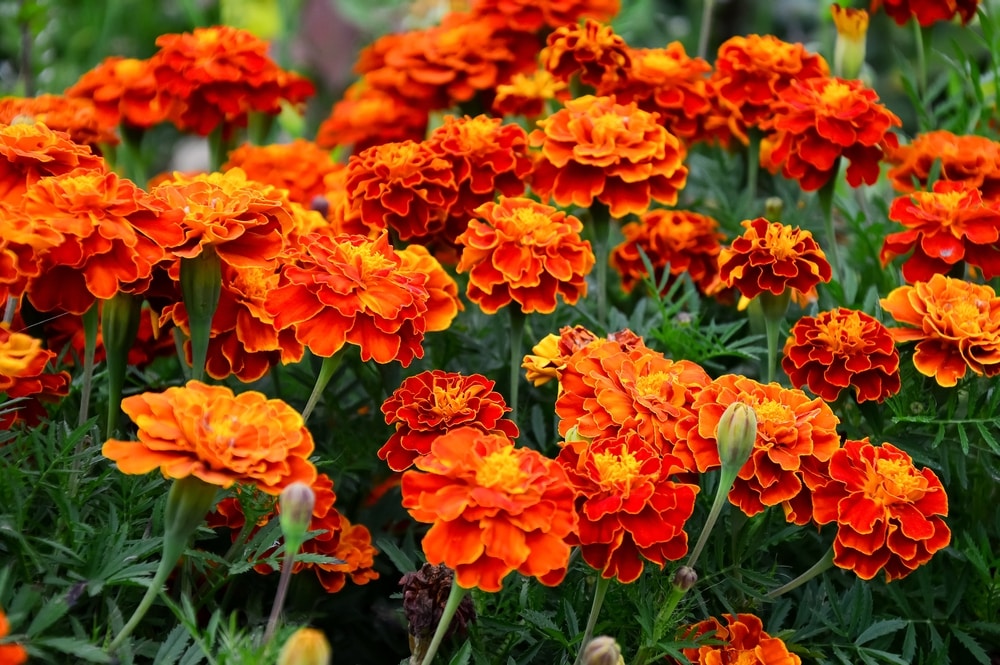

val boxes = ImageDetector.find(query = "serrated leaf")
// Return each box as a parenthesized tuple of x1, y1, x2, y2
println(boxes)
(447, 638, 472, 665)
(951, 627, 991, 664)
(855, 619, 906, 646)
(154, 625, 192, 664)
(35, 637, 113, 663)
(976, 422, 1000, 455)
(901, 622, 916, 662)
(374, 536, 416, 573)
(26, 597, 70, 637)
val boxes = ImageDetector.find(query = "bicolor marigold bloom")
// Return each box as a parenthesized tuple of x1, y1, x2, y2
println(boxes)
(379, 370, 518, 472)
(102, 380, 317, 493)
(0, 201, 63, 300)
(674, 374, 841, 517)
(0, 94, 118, 149)
(150, 25, 314, 136)
(881, 181, 1000, 282)
(557, 431, 698, 583)
(0, 324, 71, 430)
(783, 308, 901, 403)
(492, 69, 570, 118)
(812, 439, 950, 581)
(676, 613, 802, 665)
(456, 197, 595, 314)
(66, 56, 169, 130)
(611, 209, 723, 295)
(0, 606, 27, 665)
(530, 95, 688, 218)
(266, 232, 429, 365)
(871, 0, 979, 26)
(881, 274, 1000, 387)
(541, 19, 631, 88)
(0, 121, 105, 203)
(316, 81, 429, 154)
(397, 245, 463, 332)
(223, 140, 343, 207)
(718, 218, 832, 299)
(523, 326, 642, 387)
(761, 76, 901, 191)
(470, 0, 620, 32)
(886, 130, 1000, 198)
(401, 426, 578, 592)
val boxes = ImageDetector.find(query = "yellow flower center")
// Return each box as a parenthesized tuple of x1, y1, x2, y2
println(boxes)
(819, 80, 855, 109)
(593, 448, 643, 493)
(115, 58, 146, 79)
(815, 311, 865, 353)
(752, 398, 792, 426)
(589, 113, 627, 144)
(455, 117, 500, 153)
(634, 371, 669, 397)
(732, 651, 759, 665)
(231, 267, 274, 302)
(339, 240, 395, 280)
(763, 224, 801, 260)
(639, 50, 681, 77)
(477, 446, 528, 490)
(871, 457, 926, 504)
(430, 383, 472, 419)
(509, 207, 554, 242)
(506, 70, 564, 99)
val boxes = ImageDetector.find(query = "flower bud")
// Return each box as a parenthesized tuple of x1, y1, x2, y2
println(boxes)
(831, 4, 868, 79)
(717, 402, 757, 472)
(279, 482, 316, 552)
(582, 635, 624, 665)
(764, 197, 784, 223)
(672, 565, 698, 592)
(277, 627, 331, 665)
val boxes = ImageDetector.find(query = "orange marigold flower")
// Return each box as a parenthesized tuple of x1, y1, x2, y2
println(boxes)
(397, 244, 463, 332)
(151, 25, 314, 136)
(611, 209, 723, 295)
(401, 426, 578, 592)
(379, 370, 518, 472)
(718, 217, 832, 299)
(0, 606, 27, 665)
(674, 374, 841, 517)
(523, 326, 643, 387)
(456, 196, 595, 314)
(266, 232, 429, 365)
(541, 19, 631, 88)
(885, 130, 1000, 198)
(676, 613, 802, 665)
(0, 121, 105, 203)
(881, 274, 1000, 387)
(782, 308, 901, 403)
(305, 514, 381, 593)
(529, 95, 688, 218)
(881, 181, 1000, 282)
(223, 140, 344, 208)
(871, 0, 979, 26)
(492, 69, 570, 118)
(556, 431, 698, 583)
(0, 201, 63, 300)
(0, 324, 71, 430)
(0, 94, 118, 148)
(761, 76, 901, 191)
(315, 81, 429, 154)
(65, 56, 169, 130)
(470, 0, 620, 32)
(318, 168, 368, 237)
(102, 380, 317, 493)
(812, 438, 950, 581)
(556, 338, 710, 454)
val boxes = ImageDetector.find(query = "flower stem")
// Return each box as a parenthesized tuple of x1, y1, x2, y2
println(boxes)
(179, 248, 222, 383)
(508, 306, 526, 420)
(817, 169, 842, 283)
(758, 291, 790, 386)
(574, 576, 611, 665)
(77, 302, 99, 427)
(913, 20, 929, 106)
(763, 313, 780, 385)
(696, 0, 716, 59)
(263, 543, 299, 644)
(766, 546, 835, 599)
(589, 203, 612, 327)
(301, 353, 343, 422)
(102, 293, 142, 437)
(687, 466, 739, 572)
(2, 296, 16, 325)
(419, 576, 469, 665)
(746, 129, 761, 203)
(633, 582, 688, 665)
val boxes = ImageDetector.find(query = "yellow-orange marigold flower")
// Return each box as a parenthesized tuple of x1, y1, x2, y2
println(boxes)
(530, 95, 688, 218)
(397, 244, 463, 332)
(522, 326, 642, 387)
(0, 606, 27, 665)
(881, 274, 1000, 386)
(0, 324, 71, 430)
(812, 438, 950, 581)
(401, 426, 578, 592)
(718, 217, 832, 299)
(676, 613, 802, 665)
(0, 201, 63, 300)
(66, 56, 169, 129)
(886, 130, 1000, 198)
(0, 94, 118, 148)
(223, 140, 343, 208)
(492, 69, 570, 118)
(470, 0, 620, 32)
(871, 0, 979, 26)
(0, 121, 105, 203)
(783, 308, 901, 403)
(316, 81, 429, 154)
(541, 19, 631, 88)
(456, 196, 595, 314)
(102, 380, 317, 493)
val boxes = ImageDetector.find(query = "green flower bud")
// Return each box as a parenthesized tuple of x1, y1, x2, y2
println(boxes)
(582, 635, 624, 665)
(717, 402, 757, 472)
(279, 481, 316, 553)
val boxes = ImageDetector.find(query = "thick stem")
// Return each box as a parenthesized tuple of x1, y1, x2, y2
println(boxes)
(507, 306, 526, 420)
(766, 547, 835, 599)
(301, 354, 343, 422)
(817, 169, 842, 283)
(590, 203, 612, 326)
(758, 291, 790, 386)
(77, 303, 100, 427)
(179, 248, 222, 383)
(574, 576, 612, 665)
(696, 0, 716, 60)
(102, 293, 142, 437)
(419, 577, 469, 665)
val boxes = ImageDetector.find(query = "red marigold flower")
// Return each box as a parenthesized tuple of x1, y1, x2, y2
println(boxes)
(885, 130, 1000, 198)
(223, 140, 344, 208)
(66, 56, 169, 130)
(401, 426, 578, 592)
(881, 181, 1000, 282)
(718, 217, 832, 299)
(530, 95, 688, 217)
(0, 121, 105, 203)
(783, 308, 901, 403)
(102, 380, 317, 493)
(676, 613, 802, 665)
(315, 81, 429, 154)
(492, 69, 570, 118)
(761, 76, 901, 191)
(470, 0, 620, 32)
(611, 209, 723, 295)
(674, 374, 841, 517)
(379, 370, 518, 472)
(541, 19, 631, 88)
(397, 245, 463, 333)
(556, 431, 698, 583)
(266, 232, 430, 365)
(0, 606, 28, 665)
(0, 94, 118, 149)
(151, 25, 314, 136)
(456, 196, 595, 314)
(812, 438, 950, 581)
(871, 0, 979, 26)
(0, 324, 71, 430)
(881, 274, 1000, 387)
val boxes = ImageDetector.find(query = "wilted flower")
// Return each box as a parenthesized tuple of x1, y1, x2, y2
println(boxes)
(400, 563, 477, 645)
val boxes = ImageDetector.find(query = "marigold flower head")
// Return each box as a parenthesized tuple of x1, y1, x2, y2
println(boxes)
(470, 0, 620, 32)
(0, 200, 63, 300)
(674, 374, 841, 518)
(0, 94, 118, 149)
(456, 196, 595, 314)
(886, 130, 1000, 198)
(223, 140, 343, 208)
(401, 426, 578, 592)
(676, 613, 802, 665)
(881, 274, 1000, 387)
(0, 121, 105, 203)
(301, 513, 381, 593)
(102, 380, 317, 493)
(379, 370, 518, 471)
(557, 431, 698, 583)
(882, 181, 1000, 282)
(397, 245, 463, 332)
(0, 324, 71, 430)
(541, 19, 631, 89)
(522, 326, 642, 387)
(761, 76, 901, 191)
(719, 217, 832, 299)
(0, 606, 27, 665)
(871, 0, 979, 26)
(530, 95, 688, 217)
(783, 308, 901, 403)
(813, 439, 950, 581)
(66, 56, 169, 129)
(492, 69, 570, 118)
(316, 81, 429, 154)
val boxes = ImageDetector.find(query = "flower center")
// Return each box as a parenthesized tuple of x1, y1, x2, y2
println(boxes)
(731, 650, 759, 665)
(589, 113, 627, 143)
(816, 311, 865, 353)
(232, 267, 275, 302)
(819, 80, 855, 109)
(509, 207, 553, 241)
(634, 371, 669, 398)
(763, 224, 800, 260)
(455, 118, 500, 153)
(430, 384, 472, 419)
(872, 457, 926, 504)
(752, 398, 792, 427)
(592, 448, 643, 493)
(476, 447, 528, 490)
(339, 240, 395, 280)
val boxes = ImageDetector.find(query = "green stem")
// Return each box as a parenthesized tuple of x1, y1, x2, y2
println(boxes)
(102, 293, 142, 437)
(77, 302, 99, 427)
(179, 248, 222, 383)
(817, 170, 842, 283)
(696, 0, 716, 59)
(508, 306, 526, 420)
(758, 291, 790, 386)
(686, 467, 738, 571)
(590, 203, 612, 326)
(574, 576, 612, 665)
(913, 20, 929, 106)
(301, 353, 343, 422)
(420, 577, 469, 665)
(766, 547, 835, 599)
(263, 543, 299, 644)
(634, 582, 688, 665)
(764, 313, 780, 385)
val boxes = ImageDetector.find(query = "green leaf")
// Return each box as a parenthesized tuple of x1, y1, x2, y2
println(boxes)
(26, 596, 70, 637)
(950, 627, 991, 665)
(901, 623, 916, 662)
(34, 637, 113, 663)
(154, 625, 193, 664)
(855, 619, 906, 646)
(447, 638, 472, 665)
(374, 536, 417, 573)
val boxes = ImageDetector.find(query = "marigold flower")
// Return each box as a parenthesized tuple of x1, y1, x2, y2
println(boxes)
(530, 95, 688, 218)
(0, 121, 105, 203)
(718, 218, 832, 299)
(0, 201, 63, 300)
(492, 69, 570, 118)
(761, 76, 901, 191)
(102, 380, 317, 493)
(316, 81, 429, 154)
(401, 426, 578, 592)
(522, 326, 642, 387)
(677, 613, 802, 665)
(831, 4, 869, 78)
(456, 197, 595, 314)
(302, 513, 381, 594)
(783, 308, 901, 403)
(611, 209, 723, 295)
(223, 140, 344, 208)
(0, 324, 71, 430)
(881, 181, 1000, 282)
(674, 374, 841, 517)
(881, 274, 1000, 387)
(556, 431, 698, 583)
(266, 232, 429, 365)
(885, 130, 1000, 198)
(0, 607, 27, 665)
(0, 94, 118, 148)
(812, 439, 950, 581)
(470, 0, 620, 32)
(541, 19, 631, 88)
(66, 56, 169, 130)
(379, 370, 519, 472)
(870, 0, 979, 26)
(397, 245, 463, 332)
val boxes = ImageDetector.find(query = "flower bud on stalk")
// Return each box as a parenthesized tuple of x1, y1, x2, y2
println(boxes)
(831, 4, 869, 80)
(582, 635, 625, 665)
(717, 402, 757, 474)
(277, 627, 331, 665)
(279, 481, 316, 554)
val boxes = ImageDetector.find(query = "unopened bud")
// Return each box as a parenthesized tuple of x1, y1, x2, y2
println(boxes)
(717, 402, 757, 471)
(582, 635, 624, 665)
(279, 482, 316, 551)
(277, 627, 331, 665)
(672, 566, 698, 592)
(764, 197, 784, 223)
(831, 4, 868, 79)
